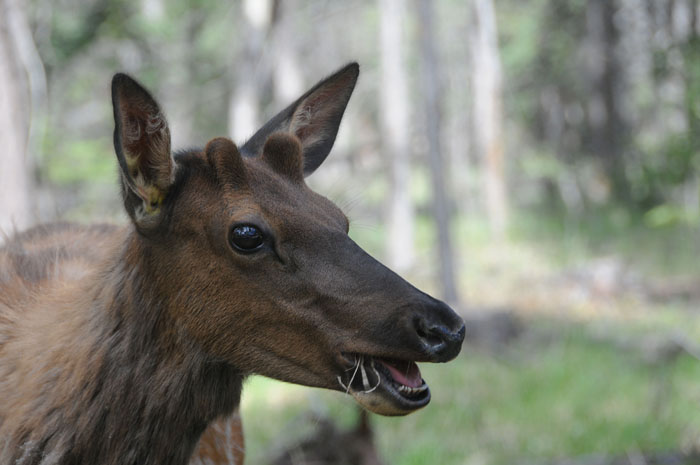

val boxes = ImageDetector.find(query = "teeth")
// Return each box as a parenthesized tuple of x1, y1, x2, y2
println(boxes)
(397, 383, 428, 397)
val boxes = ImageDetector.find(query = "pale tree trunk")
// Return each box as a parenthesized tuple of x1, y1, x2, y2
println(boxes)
(141, 0, 197, 149)
(470, 0, 508, 238)
(380, 0, 415, 272)
(228, 0, 273, 142)
(0, 0, 37, 237)
(416, 0, 458, 304)
(272, 0, 303, 107)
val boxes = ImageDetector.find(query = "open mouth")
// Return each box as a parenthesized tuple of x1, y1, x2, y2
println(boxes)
(337, 354, 431, 416)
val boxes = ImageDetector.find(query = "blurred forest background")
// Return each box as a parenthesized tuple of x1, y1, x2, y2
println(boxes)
(1, 0, 700, 464)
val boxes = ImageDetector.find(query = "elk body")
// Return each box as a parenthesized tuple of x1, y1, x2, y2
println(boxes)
(0, 64, 465, 465)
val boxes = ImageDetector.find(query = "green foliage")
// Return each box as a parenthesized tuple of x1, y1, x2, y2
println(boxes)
(644, 203, 697, 229)
(48, 2, 110, 65)
(519, 150, 566, 181)
(498, 0, 698, 214)
(42, 138, 114, 185)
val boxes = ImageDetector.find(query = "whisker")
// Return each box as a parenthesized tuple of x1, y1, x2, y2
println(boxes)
(338, 355, 381, 394)
(347, 355, 362, 391)
(363, 358, 381, 393)
(338, 354, 362, 395)
(360, 360, 370, 391)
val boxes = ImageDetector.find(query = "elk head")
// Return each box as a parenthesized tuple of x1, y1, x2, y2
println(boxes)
(111, 63, 465, 416)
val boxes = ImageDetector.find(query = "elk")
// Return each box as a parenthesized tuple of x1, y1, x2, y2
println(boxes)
(0, 63, 465, 465)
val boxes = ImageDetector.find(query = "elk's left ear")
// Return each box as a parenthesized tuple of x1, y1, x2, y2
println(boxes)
(241, 62, 359, 177)
(111, 73, 174, 232)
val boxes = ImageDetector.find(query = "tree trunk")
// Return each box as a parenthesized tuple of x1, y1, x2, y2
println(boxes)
(469, 0, 508, 238)
(583, 0, 628, 199)
(272, 0, 303, 107)
(228, 0, 273, 142)
(142, 0, 198, 149)
(0, 0, 35, 236)
(380, 0, 415, 272)
(415, 0, 458, 304)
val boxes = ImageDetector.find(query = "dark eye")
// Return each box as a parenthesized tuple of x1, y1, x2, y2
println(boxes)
(229, 224, 265, 253)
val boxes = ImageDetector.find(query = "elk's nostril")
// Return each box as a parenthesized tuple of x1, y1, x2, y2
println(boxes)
(415, 319, 429, 340)
(411, 298, 465, 361)
(413, 315, 464, 361)
(415, 318, 441, 344)
(414, 318, 446, 349)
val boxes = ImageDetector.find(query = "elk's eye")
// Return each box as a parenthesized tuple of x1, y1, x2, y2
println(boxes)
(229, 225, 264, 253)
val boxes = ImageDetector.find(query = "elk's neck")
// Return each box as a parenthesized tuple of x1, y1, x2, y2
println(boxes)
(10, 232, 243, 465)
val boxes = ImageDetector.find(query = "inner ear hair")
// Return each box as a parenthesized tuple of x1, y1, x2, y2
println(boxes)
(262, 133, 304, 182)
(111, 73, 174, 232)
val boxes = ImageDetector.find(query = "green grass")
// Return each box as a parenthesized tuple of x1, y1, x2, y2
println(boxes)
(239, 321, 700, 465)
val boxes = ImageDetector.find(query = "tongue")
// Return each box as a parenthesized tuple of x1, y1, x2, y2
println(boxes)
(378, 359, 423, 388)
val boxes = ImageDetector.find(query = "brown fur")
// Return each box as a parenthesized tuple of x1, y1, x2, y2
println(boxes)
(262, 133, 304, 183)
(0, 222, 241, 464)
(0, 64, 464, 465)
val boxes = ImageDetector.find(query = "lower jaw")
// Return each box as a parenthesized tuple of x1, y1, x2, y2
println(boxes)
(339, 356, 431, 416)
(351, 383, 431, 416)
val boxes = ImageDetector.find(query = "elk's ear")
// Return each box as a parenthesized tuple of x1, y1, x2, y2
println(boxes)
(240, 62, 359, 177)
(111, 73, 174, 232)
